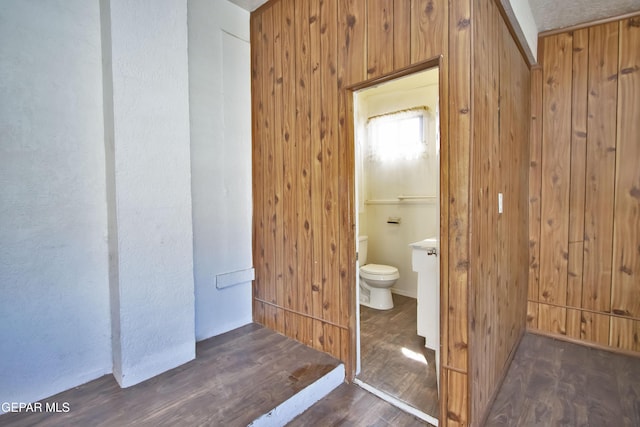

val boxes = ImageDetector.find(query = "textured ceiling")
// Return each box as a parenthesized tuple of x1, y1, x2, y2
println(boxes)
(529, 0, 640, 31)
(230, 0, 640, 33)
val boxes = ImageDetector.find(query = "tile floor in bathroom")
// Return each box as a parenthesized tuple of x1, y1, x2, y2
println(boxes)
(357, 294, 440, 419)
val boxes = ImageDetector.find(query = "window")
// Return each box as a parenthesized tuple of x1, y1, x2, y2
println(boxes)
(366, 107, 428, 162)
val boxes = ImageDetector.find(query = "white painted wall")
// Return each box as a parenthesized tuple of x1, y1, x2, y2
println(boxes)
(188, 0, 253, 340)
(509, 0, 538, 61)
(0, 0, 251, 408)
(356, 71, 439, 298)
(0, 0, 112, 407)
(104, 0, 195, 387)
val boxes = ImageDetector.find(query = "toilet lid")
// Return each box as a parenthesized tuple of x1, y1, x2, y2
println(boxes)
(361, 264, 398, 275)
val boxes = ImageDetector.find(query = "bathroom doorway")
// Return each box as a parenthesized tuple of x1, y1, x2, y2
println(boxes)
(351, 64, 441, 425)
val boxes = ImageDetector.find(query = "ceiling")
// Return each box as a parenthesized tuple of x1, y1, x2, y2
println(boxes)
(229, 0, 640, 33)
(529, 0, 640, 31)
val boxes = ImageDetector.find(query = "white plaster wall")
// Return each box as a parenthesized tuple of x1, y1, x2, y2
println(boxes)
(0, 0, 111, 408)
(357, 76, 439, 298)
(508, 0, 538, 61)
(104, 0, 195, 387)
(188, 0, 253, 340)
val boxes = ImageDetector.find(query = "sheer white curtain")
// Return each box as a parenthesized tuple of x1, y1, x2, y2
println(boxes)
(366, 107, 429, 162)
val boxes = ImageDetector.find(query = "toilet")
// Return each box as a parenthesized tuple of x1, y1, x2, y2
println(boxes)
(358, 236, 399, 310)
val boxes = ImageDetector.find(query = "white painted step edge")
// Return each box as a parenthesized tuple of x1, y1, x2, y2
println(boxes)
(248, 364, 345, 427)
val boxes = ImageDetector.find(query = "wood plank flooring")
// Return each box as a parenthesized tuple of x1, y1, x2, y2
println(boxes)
(288, 383, 432, 426)
(357, 294, 439, 418)
(485, 332, 640, 426)
(0, 323, 341, 427)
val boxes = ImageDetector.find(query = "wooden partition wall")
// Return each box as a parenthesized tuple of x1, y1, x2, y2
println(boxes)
(528, 15, 640, 354)
(250, 0, 532, 425)
(470, 0, 531, 423)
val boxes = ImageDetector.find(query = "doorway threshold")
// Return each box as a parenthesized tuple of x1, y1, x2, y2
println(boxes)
(353, 378, 438, 426)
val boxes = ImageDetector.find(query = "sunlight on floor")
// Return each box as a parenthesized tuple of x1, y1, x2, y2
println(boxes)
(401, 347, 428, 365)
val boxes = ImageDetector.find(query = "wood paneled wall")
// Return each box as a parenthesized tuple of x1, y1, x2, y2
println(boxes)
(529, 16, 640, 354)
(469, 0, 531, 423)
(250, 1, 531, 425)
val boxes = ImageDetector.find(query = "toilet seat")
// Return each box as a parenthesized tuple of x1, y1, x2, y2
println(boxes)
(360, 264, 399, 281)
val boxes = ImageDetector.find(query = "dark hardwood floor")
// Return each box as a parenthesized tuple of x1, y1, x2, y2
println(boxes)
(486, 332, 640, 426)
(0, 323, 341, 427)
(288, 383, 432, 426)
(357, 294, 439, 418)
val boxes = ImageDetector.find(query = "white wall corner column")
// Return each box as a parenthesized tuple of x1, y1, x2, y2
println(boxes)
(101, 0, 195, 387)
(188, 0, 253, 341)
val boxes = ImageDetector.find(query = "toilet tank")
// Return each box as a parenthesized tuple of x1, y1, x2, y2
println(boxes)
(358, 236, 368, 265)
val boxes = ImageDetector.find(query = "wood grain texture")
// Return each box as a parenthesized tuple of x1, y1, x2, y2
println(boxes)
(539, 32, 572, 335)
(358, 295, 439, 417)
(272, 1, 286, 310)
(531, 15, 640, 357)
(250, 0, 531, 425)
(294, 0, 313, 318)
(582, 22, 619, 345)
(486, 332, 640, 427)
(447, 0, 471, 424)
(393, 0, 411, 69)
(470, 1, 530, 423)
(0, 324, 342, 427)
(411, 0, 447, 63)
(528, 66, 542, 327)
(611, 17, 640, 321)
(281, 0, 297, 312)
(367, 0, 394, 78)
(290, 383, 433, 426)
(251, 13, 265, 310)
(309, 0, 324, 351)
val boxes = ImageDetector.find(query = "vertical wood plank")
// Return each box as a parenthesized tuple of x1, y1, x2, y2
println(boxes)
(337, 0, 364, 374)
(281, 0, 297, 312)
(251, 14, 265, 309)
(309, 0, 324, 350)
(568, 28, 589, 244)
(338, 0, 366, 88)
(447, 0, 471, 423)
(581, 310, 610, 345)
(295, 0, 313, 317)
(393, 0, 411, 69)
(272, 2, 286, 312)
(261, 6, 277, 307)
(566, 28, 589, 339)
(411, 0, 447, 63)
(539, 33, 573, 334)
(320, 0, 341, 327)
(611, 17, 640, 320)
(367, 0, 394, 78)
(527, 301, 539, 328)
(470, 0, 500, 420)
(567, 241, 585, 338)
(447, 370, 469, 426)
(539, 303, 567, 335)
(610, 317, 640, 352)
(528, 66, 542, 313)
(448, 0, 470, 372)
(582, 22, 618, 345)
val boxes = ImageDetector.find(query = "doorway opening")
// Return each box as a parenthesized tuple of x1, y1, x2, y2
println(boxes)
(352, 65, 441, 425)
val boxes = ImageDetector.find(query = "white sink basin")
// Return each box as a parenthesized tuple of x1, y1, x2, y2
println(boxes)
(409, 237, 437, 250)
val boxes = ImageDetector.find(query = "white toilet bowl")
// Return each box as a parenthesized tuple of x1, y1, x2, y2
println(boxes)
(360, 264, 399, 310)
(358, 236, 399, 310)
